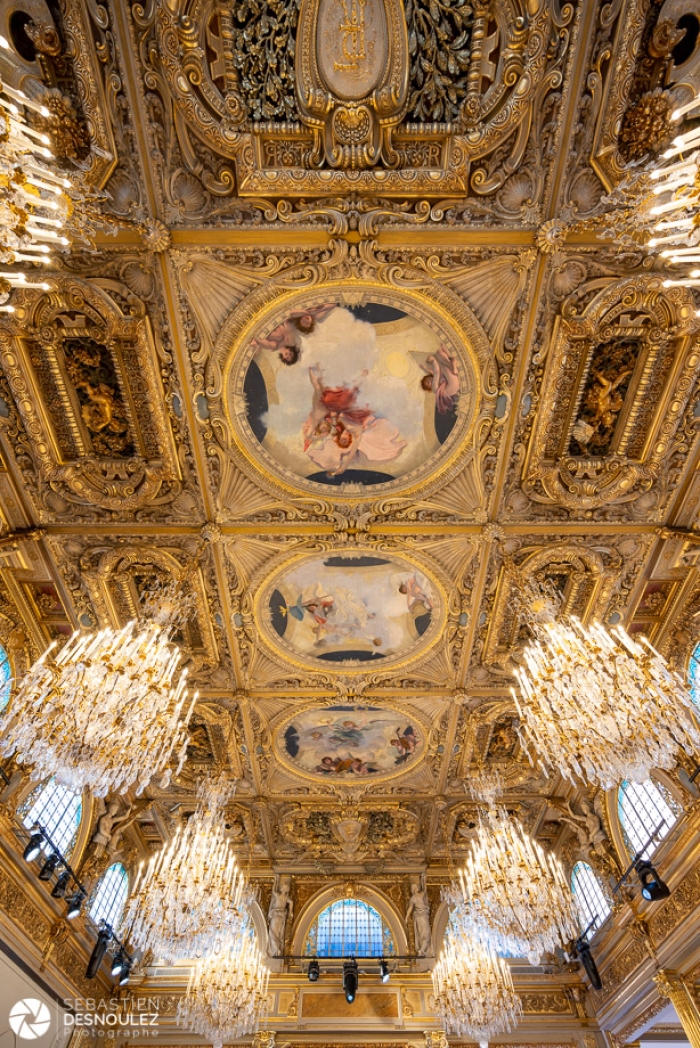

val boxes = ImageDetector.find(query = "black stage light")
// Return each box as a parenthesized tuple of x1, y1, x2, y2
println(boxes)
(635, 858, 670, 901)
(86, 927, 113, 979)
(51, 870, 71, 898)
(379, 958, 390, 983)
(23, 832, 43, 862)
(66, 887, 86, 919)
(118, 960, 132, 986)
(111, 948, 127, 977)
(575, 938, 602, 991)
(307, 959, 320, 982)
(343, 960, 358, 1004)
(38, 854, 60, 881)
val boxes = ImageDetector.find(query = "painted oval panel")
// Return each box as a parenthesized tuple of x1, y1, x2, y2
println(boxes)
(234, 296, 474, 495)
(278, 705, 424, 781)
(316, 0, 388, 101)
(262, 551, 441, 668)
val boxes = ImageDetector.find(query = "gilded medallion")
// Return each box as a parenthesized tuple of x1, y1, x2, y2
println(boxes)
(227, 290, 478, 496)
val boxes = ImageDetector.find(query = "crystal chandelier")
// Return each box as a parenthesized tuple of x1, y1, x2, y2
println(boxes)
(646, 91, 700, 293)
(587, 90, 700, 298)
(447, 805, 580, 964)
(122, 775, 253, 963)
(0, 70, 71, 312)
(0, 579, 197, 796)
(177, 932, 270, 1048)
(432, 922, 522, 1047)
(512, 613, 700, 790)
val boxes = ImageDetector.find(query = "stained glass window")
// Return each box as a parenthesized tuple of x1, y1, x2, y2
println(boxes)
(89, 863, 129, 929)
(618, 779, 680, 859)
(689, 642, 700, 708)
(20, 779, 82, 857)
(571, 861, 611, 935)
(304, 899, 395, 958)
(0, 643, 11, 711)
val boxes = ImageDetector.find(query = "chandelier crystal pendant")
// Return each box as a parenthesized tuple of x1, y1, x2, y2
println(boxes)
(432, 923, 522, 1048)
(0, 579, 197, 797)
(447, 805, 580, 965)
(512, 615, 700, 790)
(122, 775, 253, 963)
(177, 932, 270, 1048)
(0, 73, 72, 312)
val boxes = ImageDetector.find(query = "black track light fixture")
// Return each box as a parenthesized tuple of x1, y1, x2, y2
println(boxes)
(307, 959, 320, 982)
(574, 937, 602, 991)
(118, 960, 132, 986)
(86, 927, 113, 979)
(23, 832, 43, 863)
(111, 947, 128, 977)
(66, 887, 86, 920)
(379, 958, 390, 983)
(38, 853, 60, 881)
(635, 858, 670, 902)
(342, 960, 359, 1004)
(51, 870, 71, 898)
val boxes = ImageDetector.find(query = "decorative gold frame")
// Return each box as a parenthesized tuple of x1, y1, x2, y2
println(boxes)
(272, 698, 433, 786)
(213, 271, 496, 505)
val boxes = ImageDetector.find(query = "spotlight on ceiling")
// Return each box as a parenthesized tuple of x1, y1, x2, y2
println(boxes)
(23, 832, 44, 863)
(379, 958, 390, 984)
(86, 927, 113, 979)
(66, 887, 86, 920)
(307, 959, 320, 982)
(118, 960, 132, 986)
(635, 858, 670, 902)
(38, 853, 60, 881)
(343, 960, 359, 1004)
(51, 870, 71, 898)
(111, 947, 128, 978)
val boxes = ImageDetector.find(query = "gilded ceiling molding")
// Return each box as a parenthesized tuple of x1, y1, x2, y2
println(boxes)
(520, 277, 700, 517)
(481, 541, 619, 669)
(190, 253, 498, 515)
(0, 278, 183, 515)
(131, 0, 575, 202)
(78, 544, 219, 674)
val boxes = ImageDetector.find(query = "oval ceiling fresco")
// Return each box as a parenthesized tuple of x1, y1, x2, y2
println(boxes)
(226, 290, 478, 496)
(276, 705, 425, 782)
(258, 550, 444, 671)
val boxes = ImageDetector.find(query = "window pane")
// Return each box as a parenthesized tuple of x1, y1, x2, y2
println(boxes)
(618, 779, 679, 858)
(0, 644, 11, 711)
(571, 861, 611, 934)
(89, 863, 129, 929)
(21, 779, 82, 857)
(304, 899, 395, 958)
(689, 643, 700, 708)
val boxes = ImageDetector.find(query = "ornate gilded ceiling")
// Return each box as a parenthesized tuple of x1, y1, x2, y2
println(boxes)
(0, 0, 699, 898)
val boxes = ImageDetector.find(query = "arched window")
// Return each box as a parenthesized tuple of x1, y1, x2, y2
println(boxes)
(689, 641, 700, 708)
(20, 779, 82, 858)
(304, 898, 396, 958)
(618, 779, 680, 859)
(0, 643, 11, 712)
(571, 861, 611, 934)
(89, 863, 129, 929)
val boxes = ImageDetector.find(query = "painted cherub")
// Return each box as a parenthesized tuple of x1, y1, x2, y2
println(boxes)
(419, 346, 460, 413)
(252, 303, 336, 365)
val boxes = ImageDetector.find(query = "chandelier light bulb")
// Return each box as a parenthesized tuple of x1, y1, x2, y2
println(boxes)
(0, 580, 197, 796)
(512, 604, 700, 789)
